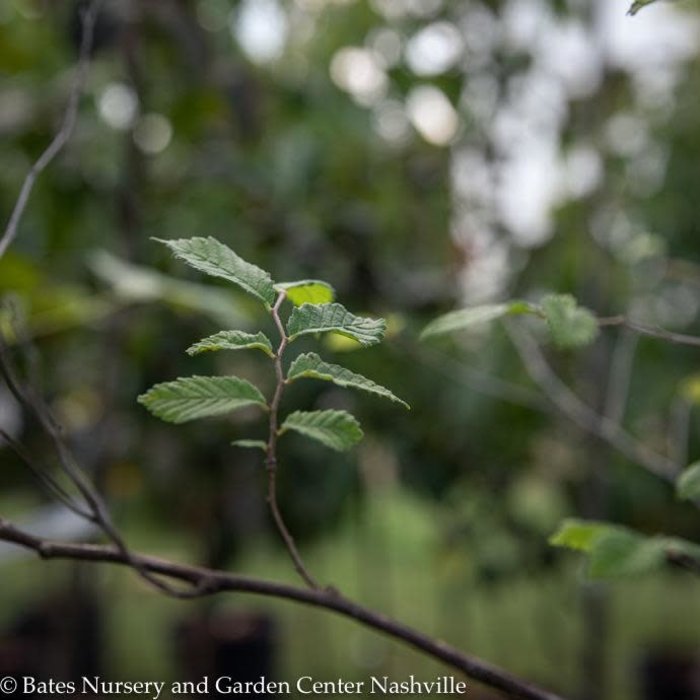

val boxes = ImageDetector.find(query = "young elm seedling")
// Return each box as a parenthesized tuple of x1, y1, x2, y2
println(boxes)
(138, 237, 409, 589)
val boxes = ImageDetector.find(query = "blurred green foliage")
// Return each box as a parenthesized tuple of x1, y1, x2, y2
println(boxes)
(2, 0, 700, 697)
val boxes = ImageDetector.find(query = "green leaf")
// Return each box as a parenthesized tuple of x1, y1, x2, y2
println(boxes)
(232, 439, 267, 451)
(551, 519, 669, 579)
(587, 530, 667, 579)
(89, 251, 251, 328)
(680, 374, 700, 404)
(541, 294, 599, 349)
(627, 0, 658, 15)
(138, 376, 267, 424)
(186, 330, 274, 358)
(549, 519, 611, 552)
(154, 237, 276, 307)
(677, 461, 700, 501)
(275, 280, 335, 306)
(420, 302, 536, 339)
(286, 303, 386, 347)
(280, 410, 363, 451)
(288, 352, 409, 409)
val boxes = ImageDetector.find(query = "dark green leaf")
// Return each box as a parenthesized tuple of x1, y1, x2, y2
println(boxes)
(280, 409, 363, 451)
(154, 237, 276, 307)
(138, 376, 267, 424)
(187, 330, 274, 357)
(287, 303, 386, 347)
(288, 352, 409, 408)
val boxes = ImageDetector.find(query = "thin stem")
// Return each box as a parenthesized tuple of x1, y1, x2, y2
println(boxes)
(598, 316, 700, 349)
(505, 321, 679, 484)
(0, 518, 567, 700)
(0, 0, 103, 260)
(265, 291, 319, 589)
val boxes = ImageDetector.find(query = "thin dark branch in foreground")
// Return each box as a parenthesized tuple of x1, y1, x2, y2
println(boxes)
(505, 321, 679, 483)
(0, 0, 102, 260)
(0, 334, 202, 598)
(0, 519, 565, 700)
(0, 428, 93, 520)
(599, 316, 700, 349)
(265, 291, 319, 589)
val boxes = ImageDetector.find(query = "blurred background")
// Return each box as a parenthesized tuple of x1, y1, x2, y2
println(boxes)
(1, 0, 700, 698)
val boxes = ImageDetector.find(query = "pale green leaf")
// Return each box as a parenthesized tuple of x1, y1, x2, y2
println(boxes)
(138, 376, 267, 424)
(421, 302, 536, 339)
(587, 530, 666, 579)
(275, 280, 335, 306)
(551, 519, 669, 579)
(280, 410, 363, 451)
(89, 251, 250, 327)
(286, 303, 386, 347)
(549, 519, 611, 552)
(154, 237, 276, 307)
(627, 0, 658, 15)
(187, 330, 274, 358)
(232, 439, 267, 451)
(288, 352, 409, 409)
(541, 294, 599, 349)
(680, 374, 700, 404)
(677, 461, 700, 501)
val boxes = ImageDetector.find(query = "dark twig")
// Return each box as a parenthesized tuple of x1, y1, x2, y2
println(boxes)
(0, 0, 102, 260)
(0, 333, 205, 598)
(265, 291, 319, 589)
(0, 518, 566, 700)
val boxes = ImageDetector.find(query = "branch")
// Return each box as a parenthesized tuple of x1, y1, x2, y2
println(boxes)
(0, 331, 204, 599)
(265, 291, 319, 589)
(599, 316, 700, 349)
(0, 518, 565, 700)
(504, 321, 679, 483)
(0, 0, 102, 260)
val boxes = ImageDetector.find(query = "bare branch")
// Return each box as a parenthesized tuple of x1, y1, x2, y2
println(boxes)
(599, 316, 700, 349)
(0, 0, 102, 260)
(504, 321, 679, 483)
(0, 518, 566, 700)
(0, 331, 204, 598)
(603, 328, 638, 424)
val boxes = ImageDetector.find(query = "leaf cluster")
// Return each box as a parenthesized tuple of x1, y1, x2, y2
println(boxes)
(138, 237, 408, 454)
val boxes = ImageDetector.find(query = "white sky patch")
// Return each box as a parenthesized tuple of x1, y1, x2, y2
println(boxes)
(535, 19, 601, 99)
(232, 0, 288, 64)
(367, 27, 403, 68)
(562, 145, 603, 200)
(605, 111, 649, 157)
(330, 47, 388, 105)
(372, 99, 411, 144)
(98, 83, 138, 131)
(497, 135, 560, 248)
(133, 113, 173, 155)
(370, 0, 443, 20)
(502, 0, 548, 52)
(406, 85, 459, 146)
(453, 226, 512, 303)
(598, 0, 699, 73)
(405, 21, 463, 76)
